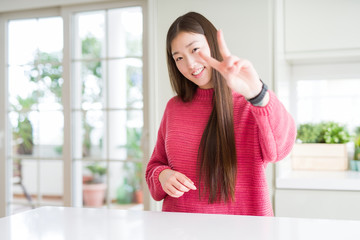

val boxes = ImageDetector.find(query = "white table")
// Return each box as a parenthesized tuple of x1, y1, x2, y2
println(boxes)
(1, 206, 360, 240)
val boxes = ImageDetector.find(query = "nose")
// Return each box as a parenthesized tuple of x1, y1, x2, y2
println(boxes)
(186, 55, 197, 69)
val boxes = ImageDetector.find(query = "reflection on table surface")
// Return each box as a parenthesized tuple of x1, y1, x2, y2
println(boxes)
(1, 206, 360, 240)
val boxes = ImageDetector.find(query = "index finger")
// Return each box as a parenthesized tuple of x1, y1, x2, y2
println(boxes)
(217, 29, 231, 59)
(199, 51, 222, 72)
(176, 173, 197, 190)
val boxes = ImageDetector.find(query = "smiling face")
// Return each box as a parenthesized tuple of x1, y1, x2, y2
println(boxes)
(171, 32, 213, 89)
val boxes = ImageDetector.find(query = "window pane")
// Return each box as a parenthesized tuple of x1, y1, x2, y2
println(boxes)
(11, 110, 64, 159)
(12, 158, 37, 207)
(39, 160, 64, 204)
(72, 6, 143, 210)
(38, 111, 64, 158)
(74, 11, 105, 59)
(8, 65, 37, 107)
(35, 58, 63, 110)
(8, 19, 38, 65)
(38, 17, 63, 56)
(108, 111, 127, 160)
(73, 110, 105, 159)
(82, 161, 107, 207)
(297, 79, 360, 132)
(10, 111, 37, 157)
(7, 16, 64, 215)
(108, 59, 143, 109)
(108, 7, 143, 58)
(108, 161, 143, 209)
(72, 61, 105, 110)
(109, 110, 143, 160)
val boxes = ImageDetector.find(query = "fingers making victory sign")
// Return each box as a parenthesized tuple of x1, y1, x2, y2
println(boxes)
(199, 30, 265, 101)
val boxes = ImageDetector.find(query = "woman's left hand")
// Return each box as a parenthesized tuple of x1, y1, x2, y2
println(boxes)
(199, 30, 263, 100)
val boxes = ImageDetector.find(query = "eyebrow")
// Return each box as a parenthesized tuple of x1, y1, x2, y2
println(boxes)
(172, 40, 198, 56)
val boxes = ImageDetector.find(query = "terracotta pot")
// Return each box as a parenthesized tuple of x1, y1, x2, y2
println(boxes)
(83, 183, 106, 207)
(134, 190, 143, 203)
(82, 175, 93, 184)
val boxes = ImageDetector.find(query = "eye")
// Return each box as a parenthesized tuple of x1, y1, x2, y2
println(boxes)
(192, 47, 200, 53)
(175, 56, 183, 62)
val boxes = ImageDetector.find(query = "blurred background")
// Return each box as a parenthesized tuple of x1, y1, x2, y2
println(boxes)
(0, 0, 360, 221)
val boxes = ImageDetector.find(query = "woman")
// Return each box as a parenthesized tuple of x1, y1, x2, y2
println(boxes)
(145, 12, 296, 216)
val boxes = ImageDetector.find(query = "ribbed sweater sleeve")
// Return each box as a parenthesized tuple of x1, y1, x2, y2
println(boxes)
(250, 90, 297, 163)
(145, 105, 172, 201)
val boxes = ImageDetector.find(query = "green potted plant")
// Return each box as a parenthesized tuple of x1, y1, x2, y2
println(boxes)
(116, 128, 143, 204)
(12, 95, 37, 155)
(125, 162, 143, 204)
(292, 121, 350, 170)
(116, 162, 143, 204)
(350, 127, 360, 171)
(13, 116, 34, 155)
(82, 162, 107, 207)
(132, 162, 143, 203)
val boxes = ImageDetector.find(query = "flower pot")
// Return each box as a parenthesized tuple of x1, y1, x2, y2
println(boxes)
(82, 175, 93, 184)
(134, 190, 143, 203)
(291, 143, 348, 171)
(349, 160, 358, 171)
(83, 183, 106, 207)
(356, 161, 360, 172)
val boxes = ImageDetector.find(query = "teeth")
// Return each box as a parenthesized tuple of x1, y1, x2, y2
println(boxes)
(192, 67, 204, 76)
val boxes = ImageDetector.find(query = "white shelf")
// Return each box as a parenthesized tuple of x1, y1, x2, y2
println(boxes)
(276, 170, 360, 191)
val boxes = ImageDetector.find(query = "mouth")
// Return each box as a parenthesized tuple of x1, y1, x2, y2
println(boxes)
(192, 66, 205, 76)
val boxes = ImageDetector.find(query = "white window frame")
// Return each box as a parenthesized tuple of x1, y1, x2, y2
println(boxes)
(0, 0, 149, 217)
(0, 7, 62, 217)
(62, 1, 147, 209)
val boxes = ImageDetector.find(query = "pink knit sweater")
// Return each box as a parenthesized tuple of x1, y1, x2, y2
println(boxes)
(146, 88, 296, 216)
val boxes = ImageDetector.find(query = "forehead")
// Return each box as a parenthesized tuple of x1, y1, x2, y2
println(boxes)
(171, 32, 207, 52)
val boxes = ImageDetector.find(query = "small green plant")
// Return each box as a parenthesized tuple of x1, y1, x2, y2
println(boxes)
(320, 122, 351, 143)
(297, 121, 350, 144)
(13, 117, 33, 154)
(296, 123, 322, 143)
(12, 95, 37, 155)
(85, 162, 106, 184)
(354, 127, 360, 161)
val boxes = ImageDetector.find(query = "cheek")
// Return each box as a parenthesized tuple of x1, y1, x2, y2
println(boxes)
(204, 47, 211, 56)
(176, 62, 188, 76)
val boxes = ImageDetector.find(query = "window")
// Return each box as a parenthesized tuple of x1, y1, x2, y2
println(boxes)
(296, 78, 360, 132)
(71, 6, 144, 209)
(7, 16, 64, 214)
(291, 62, 360, 133)
(2, 3, 145, 216)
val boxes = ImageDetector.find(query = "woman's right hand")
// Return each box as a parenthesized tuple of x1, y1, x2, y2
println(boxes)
(159, 169, 197, 198)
